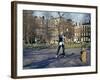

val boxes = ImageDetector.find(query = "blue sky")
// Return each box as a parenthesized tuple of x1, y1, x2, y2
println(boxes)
(32, 10, 91, 23)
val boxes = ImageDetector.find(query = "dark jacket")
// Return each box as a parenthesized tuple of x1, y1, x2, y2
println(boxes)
(58, 35, 64, 42)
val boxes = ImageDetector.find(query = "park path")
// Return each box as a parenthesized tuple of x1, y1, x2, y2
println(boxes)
(23, 48, 90, 69)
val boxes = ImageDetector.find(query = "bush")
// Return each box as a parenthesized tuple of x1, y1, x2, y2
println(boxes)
(81, 42, 90, 49)
(23, 43, 50, 50)
(23, 42, 90, 49)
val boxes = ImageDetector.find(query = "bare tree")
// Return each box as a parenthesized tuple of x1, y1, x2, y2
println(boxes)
(57, 12, 65, 35)
(23, 10, 37, 44)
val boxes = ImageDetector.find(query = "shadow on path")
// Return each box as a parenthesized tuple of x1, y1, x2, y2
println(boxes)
(23, 57, 57, 69)
(23, 53, 81, 69)
(23, 48, 90, 69)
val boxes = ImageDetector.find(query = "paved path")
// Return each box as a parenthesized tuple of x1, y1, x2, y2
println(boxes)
(23, 48, 90, 69)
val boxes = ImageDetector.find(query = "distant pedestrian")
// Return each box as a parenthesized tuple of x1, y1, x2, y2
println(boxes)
(56, 32, 65, 58)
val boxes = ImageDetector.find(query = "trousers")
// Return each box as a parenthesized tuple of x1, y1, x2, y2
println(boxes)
(56, 43, 65, 55)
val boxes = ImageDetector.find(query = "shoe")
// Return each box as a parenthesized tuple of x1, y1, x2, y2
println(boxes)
(62, 53, 65, 57)
(62, 53, 65, 56)
(63, 55, 66, 57)
(56, 55, 58, 58)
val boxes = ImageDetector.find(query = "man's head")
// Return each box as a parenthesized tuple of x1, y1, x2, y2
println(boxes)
(60, 32, 63, 35)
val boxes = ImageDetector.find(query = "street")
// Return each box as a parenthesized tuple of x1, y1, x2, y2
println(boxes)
(23, 48, 90, 69)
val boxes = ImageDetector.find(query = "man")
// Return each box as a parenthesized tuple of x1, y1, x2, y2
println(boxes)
(56, 32, 65, 58)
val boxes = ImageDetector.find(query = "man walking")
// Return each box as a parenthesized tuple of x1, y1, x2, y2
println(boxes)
(56, 32, 65, 58)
